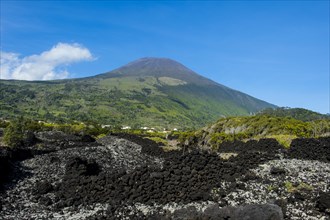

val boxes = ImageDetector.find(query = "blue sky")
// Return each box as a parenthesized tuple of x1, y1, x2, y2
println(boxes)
(1, 1, 329, 114)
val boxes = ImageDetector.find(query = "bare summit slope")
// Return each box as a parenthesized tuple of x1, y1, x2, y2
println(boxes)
(96, 57, 217, 85)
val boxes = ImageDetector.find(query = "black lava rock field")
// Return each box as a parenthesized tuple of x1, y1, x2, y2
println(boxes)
(0, 132, 329, 220)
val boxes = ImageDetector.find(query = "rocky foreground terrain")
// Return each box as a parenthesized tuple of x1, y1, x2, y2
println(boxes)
(0, 132, 329, 220)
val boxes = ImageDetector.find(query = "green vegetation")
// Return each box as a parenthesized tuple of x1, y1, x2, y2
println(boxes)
(263, 135, 297, 149)
(3, 119, 25, 147)
(2, 117, 48, 147)
(284, 181, 313, 193)
(0, 118, 173, 148)
(258, 107, 330, 122)
(0, 117, 111, 147)
(1, 111, 329, 153)
(179, 114, 330, 150)
(211, 115, 329, 137)
(146, 136, 168, 145)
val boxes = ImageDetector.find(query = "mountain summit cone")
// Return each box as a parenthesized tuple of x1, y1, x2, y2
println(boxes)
(97, 57, 216, 85)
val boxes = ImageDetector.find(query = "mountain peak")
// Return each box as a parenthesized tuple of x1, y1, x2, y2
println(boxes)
(130, 57, 178, 62)
(123, 57, 192, 72)
(100, 57, 216, 85)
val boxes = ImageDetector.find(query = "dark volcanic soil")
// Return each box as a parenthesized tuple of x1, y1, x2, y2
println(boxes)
(0, 133, 329, 220)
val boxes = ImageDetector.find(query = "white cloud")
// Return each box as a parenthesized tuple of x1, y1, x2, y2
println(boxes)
(0, 43, 94, 80)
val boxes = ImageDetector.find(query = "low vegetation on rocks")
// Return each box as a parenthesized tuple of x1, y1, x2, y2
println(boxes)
(179, 115, 330, 150)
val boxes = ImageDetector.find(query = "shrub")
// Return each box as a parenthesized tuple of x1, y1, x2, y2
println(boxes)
(0, 119, 10, 128)
(3, 120, 25, 147)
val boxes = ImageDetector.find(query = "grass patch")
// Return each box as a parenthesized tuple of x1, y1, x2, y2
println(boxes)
(284, 181, 313, 193)
(265, 135, 297, 148)
(145, 136, 168, 145)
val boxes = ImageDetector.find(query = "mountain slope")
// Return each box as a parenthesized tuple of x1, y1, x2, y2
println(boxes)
(0, 57, 276, 129)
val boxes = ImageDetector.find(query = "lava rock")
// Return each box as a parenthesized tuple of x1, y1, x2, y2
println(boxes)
(65, 157, 101, 176)
(234, 204, 284, 220)
(274, 199, 287, 217)
(24, 131, 39, 146)
(203, 204, 233, 219)
(316, 192, 330, 213)
(39, 196, 53, 206)
(1, 134, 329, 220)
(34, 181, 53, 195)
(270, 167, 286, 175)
(288, 137, 330, 162)
(81, 135, 96, 142)
(171, 206, 200, 220)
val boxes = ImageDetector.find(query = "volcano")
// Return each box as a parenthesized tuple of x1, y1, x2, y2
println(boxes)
(0, 57, 276, 128)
